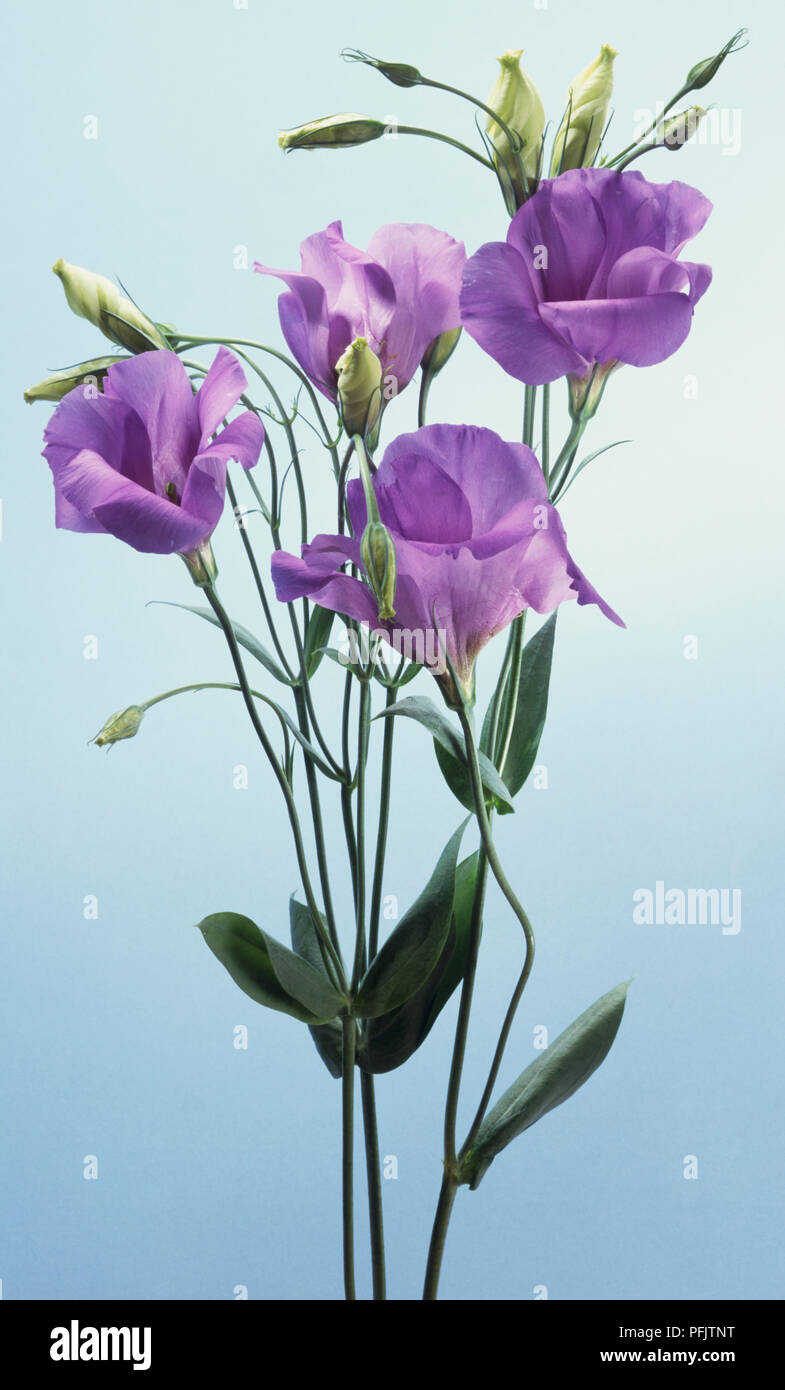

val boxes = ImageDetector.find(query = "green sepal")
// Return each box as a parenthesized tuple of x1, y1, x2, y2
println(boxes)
(354, 821, 468, 1018)
(198, 911, 345, 1024)
(460, 980, 632, 1189)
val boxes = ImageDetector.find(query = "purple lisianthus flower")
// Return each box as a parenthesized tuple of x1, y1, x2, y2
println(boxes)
(253, 221, 465, 403)
(460, 168, 712, 393)
(271, 423, 622, 700)
(42, 348, 264, 556)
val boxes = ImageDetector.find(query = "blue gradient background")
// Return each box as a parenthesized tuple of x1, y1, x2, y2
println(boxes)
(2, 0, 782, 1301)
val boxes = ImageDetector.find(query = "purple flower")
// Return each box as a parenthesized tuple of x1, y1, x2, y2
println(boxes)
(253, 221, 465, 402)
(460, 168, 712, 388)
(271, 423, 622, 697)
(42, 348, 264, 555)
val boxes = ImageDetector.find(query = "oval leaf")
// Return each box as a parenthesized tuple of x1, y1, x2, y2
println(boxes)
(461, 979, 631, 1189)
(359, 851, 480, 1074)
(290, 897, 344, 1079)
(480, 612, 556, 797)
(354, 821, 467, 1018)
(376, 697, 514, 813)
(303, 604, 335, 679)
(198, 912, 344, 1024)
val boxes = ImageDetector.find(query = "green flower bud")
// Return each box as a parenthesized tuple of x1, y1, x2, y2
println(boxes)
(486, 49, 545, 186)
(361, 520, 397, 622)
(52, 259, 168, 355)
(92, 705, 144, 749)
(684, 29, 747, 93)
(24, 354, 125, 404)
(278, 114, 387, 150)
(550, 44, 618, 175)
(420, 327, 461, 378)
(657, 106, 707, 150)
(341, 49, 423, 89)
(336, 337, 382, 437)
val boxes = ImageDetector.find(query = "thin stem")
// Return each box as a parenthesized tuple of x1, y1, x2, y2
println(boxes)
(360, 1070, 387, 1300)
(352, 680, 371, 990)
(522, 385, 537, 449)
(541, 383, 551, 488)
(225, 473, 297, 681)
(294, 686, 341, 954)
(495, 613, 526, 775)
(369, 686, 397, 959)
(396, 124, 494, 169)
(548, 416, 589, 502)
(423, 1172, 458, 1301)
(203, 585, 345, 987)
(341, 1017, 357, 1301)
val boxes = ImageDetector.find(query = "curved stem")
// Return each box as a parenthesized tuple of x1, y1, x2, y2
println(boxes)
(396, 124, 494, 169)
(423, 1171, 458, 1301)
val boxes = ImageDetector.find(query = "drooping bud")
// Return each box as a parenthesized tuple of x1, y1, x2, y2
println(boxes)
(657, 105, 707, 150)
(486, 49, 545, 189)
(278, 114, 388, 150)
(341, 49, 424, 89)
(550, 44, 618, 175)
(683, 29, 747, 93)
(52, 259, 168, 354)
(24, 354, 125, 404)
(92, 705, 144, 749)
(336, 337, 383, 437)
(361, 520, 398, 621)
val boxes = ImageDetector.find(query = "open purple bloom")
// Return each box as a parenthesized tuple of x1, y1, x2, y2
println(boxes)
(461, 168, 712, 388)
(271, 423, 622, 697)
(253, 221, 465, 402)
(42, 348, 264, 555)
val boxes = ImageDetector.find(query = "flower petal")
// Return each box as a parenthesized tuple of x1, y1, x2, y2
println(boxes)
(196, 347, 249, 445)
(56, 448, 212, 553)
(102, 350, 199, 499)
(539, 291, 695, 368)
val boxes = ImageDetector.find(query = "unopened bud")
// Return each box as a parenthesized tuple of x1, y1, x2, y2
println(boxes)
(336, 337, 382, 437)
(420, 327, 461, 378)
(361, 520, 397, 621)
(684, 29, 747, 93)
(486, 49, 545, 186)
(24, 354, 125, 404)
(92, 705, 144, 749)
(550, 44, 618, 174)
(342, 49, 423, 89)
(658, 106, 707, 150)
(52, 259, 168, 354)
(278, 114, 387, 150)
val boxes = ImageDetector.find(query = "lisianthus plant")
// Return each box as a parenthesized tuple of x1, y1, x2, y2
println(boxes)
(26, 30, 746, 1300)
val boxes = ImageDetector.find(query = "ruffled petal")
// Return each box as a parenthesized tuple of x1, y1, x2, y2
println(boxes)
(539, 291, 695, 368)
(101, 351, 199, 499)
(196, 347, 249, 446)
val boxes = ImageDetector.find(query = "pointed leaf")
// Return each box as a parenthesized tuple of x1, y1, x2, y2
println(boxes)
(198, 912, 344, 1024)
(481, 613, 556, 797)
(153, 602, 295, 686)
(359, 851, 480, 1073)
(461, 980, 632, 1189)
(303, 605, 335, 679)
(290, 898, 344, 1079)
(354, 821, 467, 1018)
(376, 697, 514, 813)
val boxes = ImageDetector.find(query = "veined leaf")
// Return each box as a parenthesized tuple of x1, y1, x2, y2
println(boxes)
(198, 911, 345, 1024)
(480, 612, 557, 796)
(290, 898, 343, 1078)
(375, 696, 514, 814)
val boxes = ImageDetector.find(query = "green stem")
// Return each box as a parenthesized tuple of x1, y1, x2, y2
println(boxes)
(523, 385, 537, 449)
(422, 1171, 458, 1301)
(396, 125, 494, 169)
(352, 680, 371, 989)
(203, 585, 344, 988)
(369, 686, 397, 959)
(548, 415, 589, 502)
(341, 1016, 357, 1300)
(360, 1070, 387, 1300)
(541, 383, 551, 487)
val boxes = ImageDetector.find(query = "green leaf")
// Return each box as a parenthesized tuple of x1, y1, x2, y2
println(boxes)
(198, 912, 345, 1024)
(480, 613, 556, 797)
(460, 980, 632, 1189)
(375, 696, 514, 814)
(289, 898, 344, 1079)
(153, 602, 295, 687)
(556, 439, 631, 500)
(303, 605, 335, 679)
(354, 821, 468, 1019)
(359, 851, 480, 1074)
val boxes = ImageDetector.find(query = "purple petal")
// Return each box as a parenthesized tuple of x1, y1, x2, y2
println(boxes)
(196, 347, 249, 445)
(507, 175, 607, 303)
(539, 291, 695, 368)
(461, 242, 587, 385)
(56, 448, 212, 553)
(102, 351, 199, 499)
(366, 224, 466, 388)
(44, 389, 154, 492)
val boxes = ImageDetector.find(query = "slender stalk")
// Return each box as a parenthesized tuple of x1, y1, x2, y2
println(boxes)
(352, 680, 371, 989)
(423, 1173, 458, 1301)
(360, 1070, 387, 1300)
(548, 416, 589, 502)
(369, 685, 397, 959)
(541, 383, 551, 488)
(396, 125, 494, 170)
(225, 472, 296, 681)
(203, 585, 344, 987)
(341, 1017, 357, 1300)
(523, 385, 537, 449)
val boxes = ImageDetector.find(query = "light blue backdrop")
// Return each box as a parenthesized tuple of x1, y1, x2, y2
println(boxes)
(2, 0, 782, 1300)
